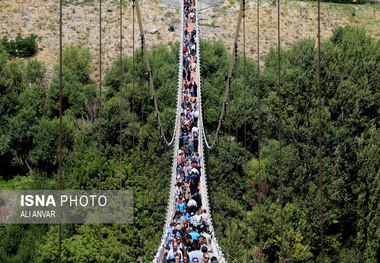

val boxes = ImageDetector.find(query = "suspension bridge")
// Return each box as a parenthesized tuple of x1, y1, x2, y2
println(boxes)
(135, 0, 247, 261)
(55, 0, 326, 262)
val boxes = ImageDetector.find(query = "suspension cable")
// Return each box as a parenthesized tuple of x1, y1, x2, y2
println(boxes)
(132, 0, 136, 260)
(257, 0, 263, 261)
(134, 0, 177, 147)
(233, 28, 239, 260)
(234, 42, 238, 175)
(58, 0, 63, 262)
(200, 0, 245, 150)
(141, 27, 150, 262)
(243, 0, 248, 262)
(98, 0, 103, 261)
(145, 77, 155, 262)
(317, 0, 325, 261)
(146, 97, 156, 261)
(219, 246, 242, 263)
(150, 64, 159, 238)
(140, 25, 146, 257)
(277, 0, 284, 262)
(119, 0, 123, 261)
(227, 80, 233, 253)
(234, 30, 240, 257)
(153, 112, 159, 239)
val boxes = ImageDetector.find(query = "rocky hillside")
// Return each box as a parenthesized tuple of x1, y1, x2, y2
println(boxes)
(200, 0, 379, 65)
(0, 0, 378, 82)
(0, 0, 180, 82)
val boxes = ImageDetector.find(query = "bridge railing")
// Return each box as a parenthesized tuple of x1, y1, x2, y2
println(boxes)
(152, 0, 184, 261)
(196, 1, 225, 261)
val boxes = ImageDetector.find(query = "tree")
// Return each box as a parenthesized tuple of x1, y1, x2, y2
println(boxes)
(6, 59, 25, 92)
(0, 224, 48, 263)
(264, 203, 313, 262)
(0, 48, 9, 93)
(47, 69, 85, 117)
(0, 85, 44, 173)
(31, 113, 76, 170)
(0, 34, 38, 58)
(355, 127, 380, 262)
(26, 59, 46, 86)
(61, 44, 93, 84)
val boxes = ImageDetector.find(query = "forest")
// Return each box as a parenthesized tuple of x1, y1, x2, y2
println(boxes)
(0, 26, 379, 262)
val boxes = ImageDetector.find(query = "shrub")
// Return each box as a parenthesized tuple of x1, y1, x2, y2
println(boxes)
(26, 59, 46, 85)
(0, 34, 38, 58)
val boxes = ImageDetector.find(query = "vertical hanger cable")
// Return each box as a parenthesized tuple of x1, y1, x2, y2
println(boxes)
(98, 0, 103, 261)
(277, 0, 284, 261)
(317, 0, 325, 261)
(132, 0, 136, 260)
(257, 0, 263, 261)
(58, 0, 63, 261)
(119, 0, 123, 261)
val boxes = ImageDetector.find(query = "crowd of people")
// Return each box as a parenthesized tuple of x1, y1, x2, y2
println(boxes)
(161, 1, 218, 263)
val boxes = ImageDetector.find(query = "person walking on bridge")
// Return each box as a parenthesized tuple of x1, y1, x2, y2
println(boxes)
(202, 253, 210, 263)
(192, 81, 197, 97)
(167, 241, 183, 261)
(187, 197, 197, 215)
(176, 198, 186, 214)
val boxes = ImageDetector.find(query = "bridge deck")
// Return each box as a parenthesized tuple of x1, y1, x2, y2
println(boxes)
(153, 0, 224, 262)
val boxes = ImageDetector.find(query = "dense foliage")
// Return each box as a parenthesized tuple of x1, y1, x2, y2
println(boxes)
(0, 42, 178, 262)
(0, 26, 378, 262)
(202, 26, 379, 262)
(0, 34, 38, 58)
